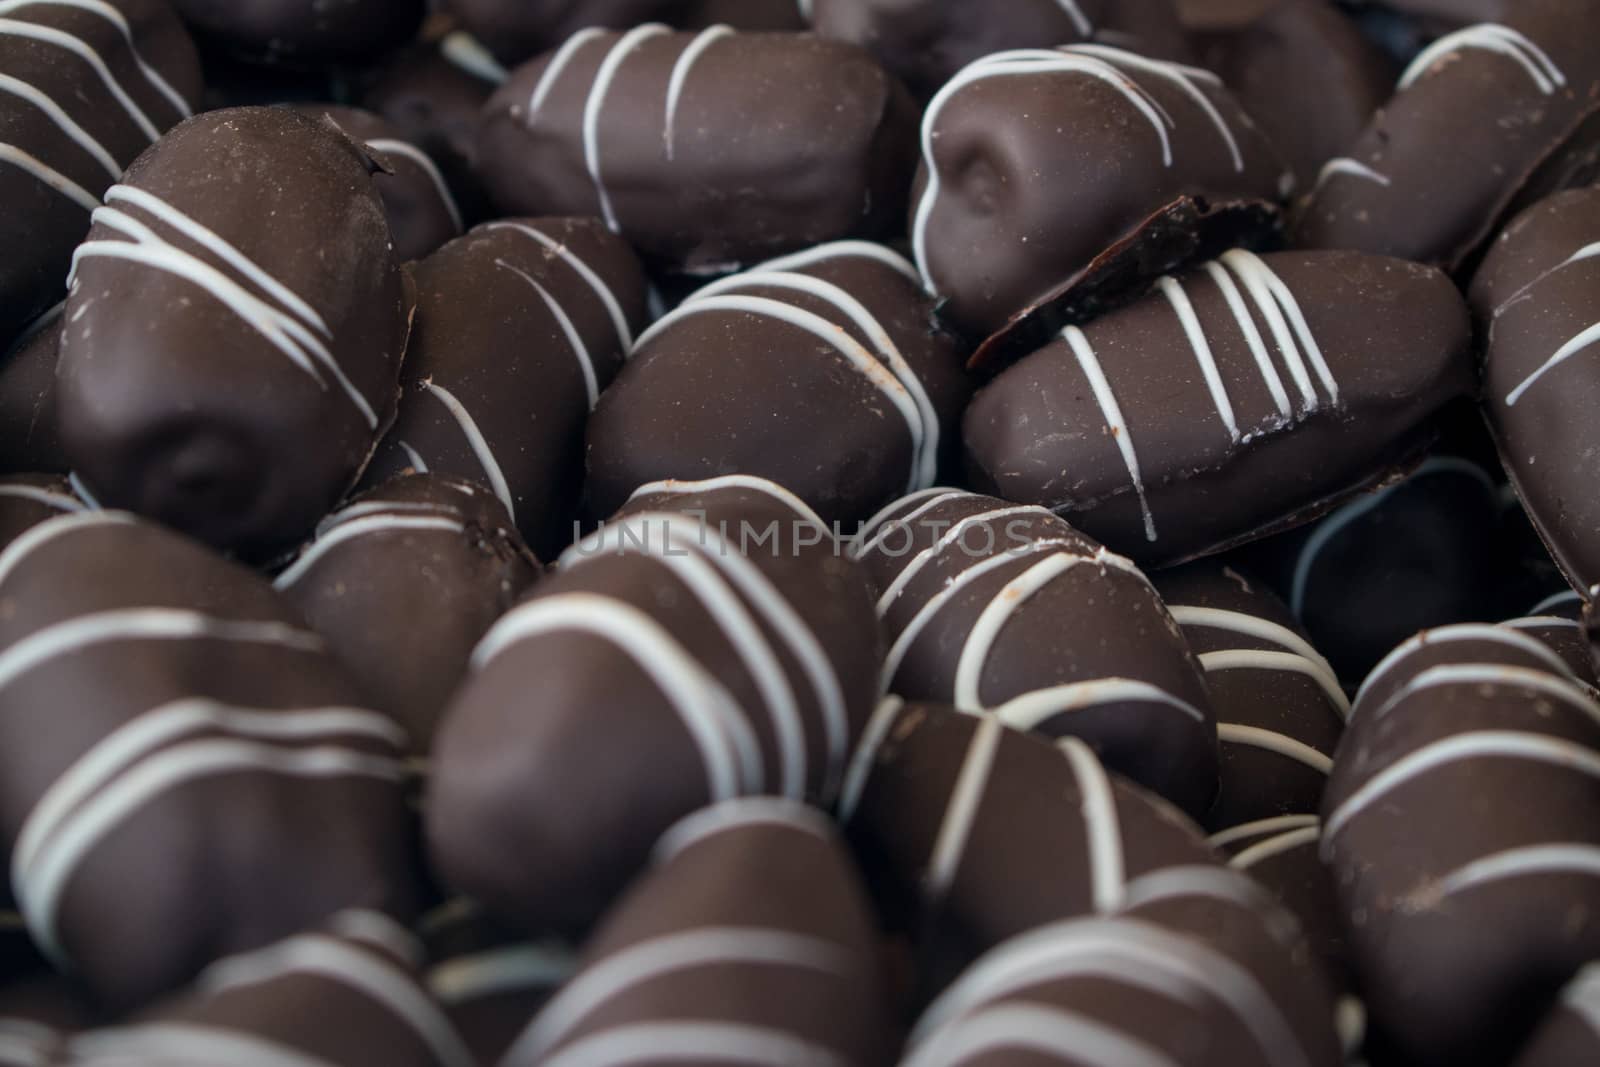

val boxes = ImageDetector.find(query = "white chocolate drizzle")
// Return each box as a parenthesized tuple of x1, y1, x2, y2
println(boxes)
(365, 138, 464, 234)
(273, 514, 467, 591)
(487, 220, 635, 350)
(493, 257, 599, 408)
(1355, 620, 1577, 708)
(1311, 157, 1391, 196)
(1215, 722, 1333, 774)
(627, 474, 828, 534)
(536, 1023, 846, 1067)
(1506, 318, 1600, 406)
(1227, 823, 1321, 871)
(1064, 324, 1157, 540)
(1400, 23, 1565, 95)
(1207, 813, 1320, 851)
(526, 26, 606, 116)
(1438, 842, 1600, 897)
(663, 25, 731, 160)
(652, 795, 834, 864)
(69, 1024, 356, 1067)
(1167, 604, 1347, 715)
(1059, 737, 1125, 913)
(582, 23, 672, 231)
(472, 593, 761, 801)
(74, 186, 379, 429)
(925, 715, 1004, 900)
(420, 380, 516, 520)
(902, 1003, 1179, 1067)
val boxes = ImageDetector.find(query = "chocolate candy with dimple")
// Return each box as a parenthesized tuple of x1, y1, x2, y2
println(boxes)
(475, 28, 917, 274)
(808, 0, 1191, 100)
(1295, 0, 1600, 273)
(57, 107, 414, 560)
(910, 42, 1288, 347)
(167, 0, 424, 63)
(427, 477, 882, 931)
(855, 489, 1218, 816)
(64, 911, 469, 1067)
(275, 475, 539, 755)
(361, 216, 648, 558)
(0, 0, 200, 348)
(1472, 186, 1600, 599)
(839, 700, 1217, 993)
(964, 249, 1474, 566)
(1323, 623, 1600, 1065)
(499, 798, 892, 1067)
(900, 864, 1344, 1067)
(289, 105, 464, 264)
(585, 242, 971, 527)
(0, 511, 420, 1012)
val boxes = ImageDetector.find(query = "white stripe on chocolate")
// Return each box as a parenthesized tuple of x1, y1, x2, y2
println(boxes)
(429, 944, 576, 1004)
(1064, 45, 1242, 171)
(200, 934, 476, 1067)
(0, 71, 121, 177)
(854, 488, 968, 557)
(0, 15, 162, 140)
(1121, 864, 1278, 917)
(535, 1022, 845, 1067)
(992, 678, 1206, 731)
(495, 256, 600, 408)
(1531, 588, 1584, 615)
(1208, 813, 1320, 850)
(1063, 325, 1157, 541)
(1438, 843, 1600, 897)
(837, 695, 903, 822)
(1059, 737, 1125, 913)
(693, 270, 940, 491)
(0, 142, 98, 210)
(527, 26, 606, 114)
(0, 0, 192, 116)
(912, 918, 1312, 1067)
(1220, 249, 1337, 409)
(487, 221, 635, 350)
(1494, 241, 1600, 317)
(273, 515, 466, 590)
(21, 740, 405, 965)
(0, 509, 132, 587)
(366, 138, 464, 234)
(634, 293, 933, 494)
(0, 482, 83, 512)
(325, 909, 423, 966)
(0, 609, 322, 693)
(758, 240, 921, 284)
(1229, 825, 1321, 871)
(1158, 275, 1238, 441)
(626, 475, 828, 534)
(1400, 23, 1565, 94)
(925, 715, 1004, 900)
(1356, 622, 1578, 707)
(583, 23, 672, 231)
(567, 517, 811, 798)
(1052, 0, 1093, 36)
(914, 49, 1173, 292)
(472, 593, 760, 800)
(1168, 604, 1347, 714)
(1506, 318, 1600, 407)
(1324, 731, 1600, 842)
(1310, 158, 1390, 196)
(70, 1024, 342, 1067)
(1202, 260, 1292, 418)
(653, 796, 834, 863)
(1216, 723, 1333, 774)
(905, 1002, 1181, 1067)
(510, 927, 850, 1060)
(663, 25, 732, 160)
(421, 380, 516, 519)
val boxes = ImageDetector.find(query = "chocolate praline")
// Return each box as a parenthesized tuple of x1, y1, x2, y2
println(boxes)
(56, 106, 414, 560)
(0, 0, 200, 348)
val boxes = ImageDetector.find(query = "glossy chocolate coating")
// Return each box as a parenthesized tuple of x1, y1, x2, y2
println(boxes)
(901, 865, 1343, 1067)
(169, 0, 425, 62)
(362, 217, 647, 557)
(1324, 624, 1600, 1065)
(0, 512, 420, 1012)
(476, 29, 916, 274)
(57, 106, 414, 560)
(910, 43, 1288, 342)
(276, 475, 539, 755)
(586, 242, 972, 527)
(500, 799, 892, 1066)
(1472, 186, 1600, 598)
(427, 478, 882, 931)
(290, 105, 464, 263)
(964, 250, 1474, 566)
(1193, 0, 1393, 188)
(64, 912, 466, 1067)
(1514, 964, 1600, 1067)
(0, 0, 200, 348)
(809, 0, 1190, 99)
(442, 0, 683, 65)
(1504, 595, 1598, 693)
(1154, 561, 1346, 832)
(841, 700, 1217, 992)
(1237, 454, 1504, 686)
(1294, 0, 1600, 273)
(0, 306, 66, 475)
(855, 490, 1218, 816)
(0, 476, 83, 553)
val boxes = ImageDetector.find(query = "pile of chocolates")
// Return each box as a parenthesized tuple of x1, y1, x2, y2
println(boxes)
(5, 0, 1600, 1064)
